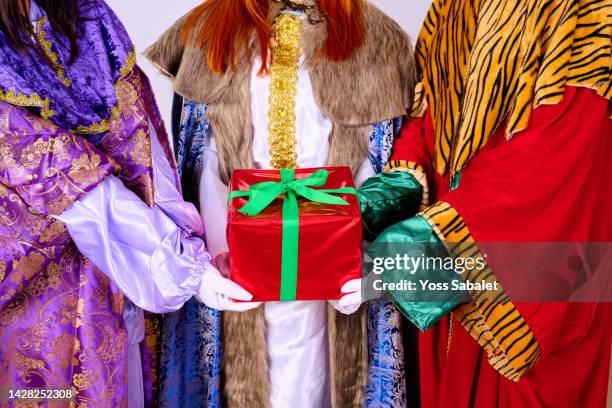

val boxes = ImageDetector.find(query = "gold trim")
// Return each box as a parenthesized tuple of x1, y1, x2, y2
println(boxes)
(72, 49, 137, 135)
(267, 13, 301, 169)
(36, 17, 71, 87)
(120, 50, 137, 78)
(0, 88, 54, 119)
(72, 104, 122, 135)
(0, 25, 136, 129)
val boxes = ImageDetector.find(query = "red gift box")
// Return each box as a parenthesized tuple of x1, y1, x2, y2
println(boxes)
(227, 167, 363, 302)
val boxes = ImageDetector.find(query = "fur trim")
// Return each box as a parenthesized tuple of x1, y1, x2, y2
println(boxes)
(145, 3, 415, 182)
(222, 307, 271, 408)
(205, 64, 255, 183)
(327, 304, 368, 408)
(146, 3, 415, 119)
(222, 304, 368, 408)
(144, 13, 236, 105)
(328, 124, 372, 175)
(304, 3, 417, 125)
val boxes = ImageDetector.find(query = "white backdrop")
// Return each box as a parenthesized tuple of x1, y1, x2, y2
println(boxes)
(106, 0, 432, 134)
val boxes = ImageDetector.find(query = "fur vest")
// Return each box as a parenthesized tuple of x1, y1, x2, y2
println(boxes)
(146, 3, 415, 407)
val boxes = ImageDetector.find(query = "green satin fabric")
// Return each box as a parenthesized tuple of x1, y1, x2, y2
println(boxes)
(359, 171, 423, 241)
(374, 216, 465, 332)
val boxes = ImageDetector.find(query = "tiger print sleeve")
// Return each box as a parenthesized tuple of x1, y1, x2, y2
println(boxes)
(417, 86, 611, 381)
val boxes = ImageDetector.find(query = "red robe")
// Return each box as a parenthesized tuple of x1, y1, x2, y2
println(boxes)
(391, 86, 612, 407)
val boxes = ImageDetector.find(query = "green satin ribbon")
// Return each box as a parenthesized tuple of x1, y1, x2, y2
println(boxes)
(228, 168, 357, 301)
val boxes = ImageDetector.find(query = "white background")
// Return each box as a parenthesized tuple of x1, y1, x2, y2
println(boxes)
(105, 0, 432, 134)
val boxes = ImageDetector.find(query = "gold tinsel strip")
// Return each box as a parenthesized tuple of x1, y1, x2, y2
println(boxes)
(267, 12, 301, 169)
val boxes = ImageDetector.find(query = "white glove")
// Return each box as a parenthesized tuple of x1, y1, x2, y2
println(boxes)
(196, 262, 263, 312)
(329, 279, 364, 315)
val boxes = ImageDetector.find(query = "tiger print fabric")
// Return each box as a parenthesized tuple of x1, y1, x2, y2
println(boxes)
(384, 160, 430, 209)
(420, 202, 541, 381)
(414, 0, 612, 176)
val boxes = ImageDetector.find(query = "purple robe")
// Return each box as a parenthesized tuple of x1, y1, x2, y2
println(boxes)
(0, 1, 196, 406)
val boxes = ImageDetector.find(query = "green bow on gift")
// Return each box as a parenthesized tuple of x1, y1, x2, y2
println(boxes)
(228, 168, 357, 301)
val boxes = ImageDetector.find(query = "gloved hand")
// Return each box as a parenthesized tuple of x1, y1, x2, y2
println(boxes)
(196, 254, 263, 312)
(328, 279, 364, 314)
(359, 171, 423, 241)
(371, 216, 466, 331)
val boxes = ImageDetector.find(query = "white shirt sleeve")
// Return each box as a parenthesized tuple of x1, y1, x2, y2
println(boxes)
(56, 122, 210, 313)
(198, 134, 230, 258)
